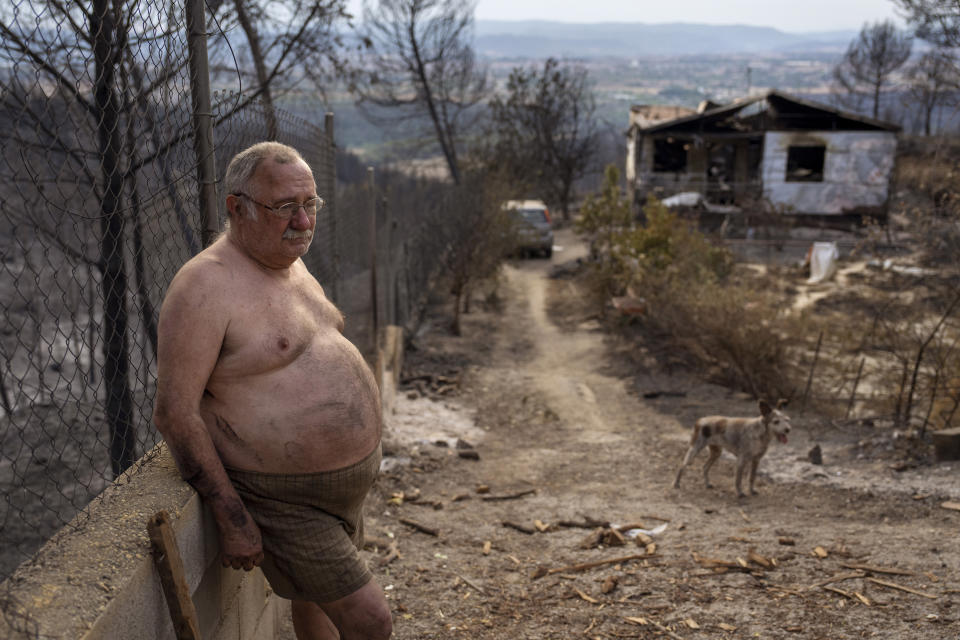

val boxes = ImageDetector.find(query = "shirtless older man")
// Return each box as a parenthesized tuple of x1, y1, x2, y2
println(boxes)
(153, 142, 391, 640)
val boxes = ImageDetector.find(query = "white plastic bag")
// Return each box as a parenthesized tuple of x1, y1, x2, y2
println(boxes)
(807, 241, 839, 284)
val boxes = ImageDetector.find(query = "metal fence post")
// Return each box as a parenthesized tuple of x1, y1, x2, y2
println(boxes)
(384, 195, 393, 328)
(185, 0, 220, 248)
(325, 112, 340, 303)
(368, 167, 379, 357)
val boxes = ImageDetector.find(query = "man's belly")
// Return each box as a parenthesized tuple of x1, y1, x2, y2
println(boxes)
(201, 340, 382, 473)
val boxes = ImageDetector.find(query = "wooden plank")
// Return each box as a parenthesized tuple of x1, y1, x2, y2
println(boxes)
(147, 510, 202, 640)
(840, 563, 917, 576)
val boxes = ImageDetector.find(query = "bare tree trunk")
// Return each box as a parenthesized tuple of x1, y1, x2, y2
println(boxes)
(22, 253, 47, 405)
(0, 340, 13, 417)
(92, 0, 137, 476)
(234, 0, 278, 139)
(67, 283, 85, 400)
(128, 61, 200, 256)
(86, 263, 97, 393)
(921, 369, 940, 437)
(451, 287, 463, 336)
(130, 211, 159, 362)
(903, 291, 960, 430)
(872, 76, 881, 119)
(406, 19, 460, 185)
(894, 360, 909, 428)
(121, 62, 159, 363)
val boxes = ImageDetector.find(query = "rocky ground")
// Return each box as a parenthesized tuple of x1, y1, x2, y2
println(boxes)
(281, 227, 959, 639)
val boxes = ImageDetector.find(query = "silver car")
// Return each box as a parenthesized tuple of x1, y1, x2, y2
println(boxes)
(504, 200, 554, 258)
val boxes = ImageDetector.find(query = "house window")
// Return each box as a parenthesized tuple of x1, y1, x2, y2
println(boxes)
(786, 145, 825, 182)
(654, 138, 687, 172)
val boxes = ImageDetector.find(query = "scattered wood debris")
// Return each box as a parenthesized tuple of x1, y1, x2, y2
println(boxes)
(481, 489, 536, 501)
(531, 553, 651, 580)
(400, 371, 462, 399)
(623, 616, 684, 640)
(454, 572, 487, 595)
(632, 531, 654, 546)
(579, 528, 603, 549)
(940, 501, 960, 512)
(813, 546, 829, 558)
(601, 575, 619, 594)
(840, 563, 916, 576)
(575, 588, 599, 604)
(398, 517, 439, 537)
(557, 515, 611, 529)
(778, 536, 796, 546)
(641, 514, 672, 522)
(807, 571, 866, 590)
(580, 527, 630, 549)
(747, 551, 776, 569)
(867, 577, 938, 599)
(364, 535, 401, 565)
(502, 520, 536, 535)
(693, 551, 773, 574)
(482, 540, 492, 555)
(824, 585, 871, 606)
(409, 498, 444, 510)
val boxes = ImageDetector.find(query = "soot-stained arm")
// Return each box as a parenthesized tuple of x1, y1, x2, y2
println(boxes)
(158, 411, 252, 531)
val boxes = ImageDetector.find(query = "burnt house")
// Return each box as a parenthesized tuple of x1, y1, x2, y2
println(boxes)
(625, 90, 900, 217)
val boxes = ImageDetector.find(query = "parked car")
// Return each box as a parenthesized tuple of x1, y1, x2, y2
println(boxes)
(504, 199, 554, 258)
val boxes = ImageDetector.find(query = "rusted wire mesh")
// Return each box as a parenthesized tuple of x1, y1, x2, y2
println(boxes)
(0, 0, 450, 582)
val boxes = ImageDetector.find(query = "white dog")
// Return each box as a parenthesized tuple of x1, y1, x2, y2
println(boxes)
(673, 400, 791, 498)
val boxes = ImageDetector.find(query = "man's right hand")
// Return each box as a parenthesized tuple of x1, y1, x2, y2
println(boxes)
(217, 507, 264, 571)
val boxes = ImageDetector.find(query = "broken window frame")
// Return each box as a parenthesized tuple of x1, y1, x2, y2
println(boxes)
(785, 145, 826, 182)
(653, 137, 689, 173)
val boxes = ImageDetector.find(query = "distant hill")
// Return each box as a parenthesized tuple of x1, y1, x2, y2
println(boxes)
(474, 21, 857, 58)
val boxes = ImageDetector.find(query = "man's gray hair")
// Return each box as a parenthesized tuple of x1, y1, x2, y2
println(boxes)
(224, 142, 308, 218)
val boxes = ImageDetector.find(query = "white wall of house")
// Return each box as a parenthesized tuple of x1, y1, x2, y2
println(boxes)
(761, 131, 897, 215)
(625, 131, 637, 184)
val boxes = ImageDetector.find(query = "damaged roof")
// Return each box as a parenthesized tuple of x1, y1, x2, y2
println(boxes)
(637, 90, 900, 135)
(628, 104, 696, 129)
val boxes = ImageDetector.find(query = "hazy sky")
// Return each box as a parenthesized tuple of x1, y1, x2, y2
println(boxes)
(349, 0, 904, 33)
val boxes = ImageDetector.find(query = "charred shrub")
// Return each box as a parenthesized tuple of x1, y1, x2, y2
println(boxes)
(578, 172, 796, 399)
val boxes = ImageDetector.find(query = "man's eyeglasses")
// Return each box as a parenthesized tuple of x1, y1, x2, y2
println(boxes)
(233, 192, 325, 219)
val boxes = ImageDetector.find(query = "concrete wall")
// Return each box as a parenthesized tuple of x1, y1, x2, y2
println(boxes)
(0, 444, 289, 640)
(761, 131, 897, 215)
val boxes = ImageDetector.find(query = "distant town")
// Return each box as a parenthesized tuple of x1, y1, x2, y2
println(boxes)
(282, 20, 943, 163)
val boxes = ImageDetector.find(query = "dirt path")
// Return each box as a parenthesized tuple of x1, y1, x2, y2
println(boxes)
(285, 228, 959, 639)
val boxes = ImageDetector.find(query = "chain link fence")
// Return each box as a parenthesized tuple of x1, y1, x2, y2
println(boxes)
(0, 0, 453, 582)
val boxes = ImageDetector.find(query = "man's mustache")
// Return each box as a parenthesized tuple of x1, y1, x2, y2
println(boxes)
(283, 229, 313, 240)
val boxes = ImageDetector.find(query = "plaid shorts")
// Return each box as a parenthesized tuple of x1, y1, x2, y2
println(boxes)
(226, 443, 381, 603)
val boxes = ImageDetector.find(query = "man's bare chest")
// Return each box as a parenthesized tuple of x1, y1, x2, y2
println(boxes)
(214, 276, 344, 378)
